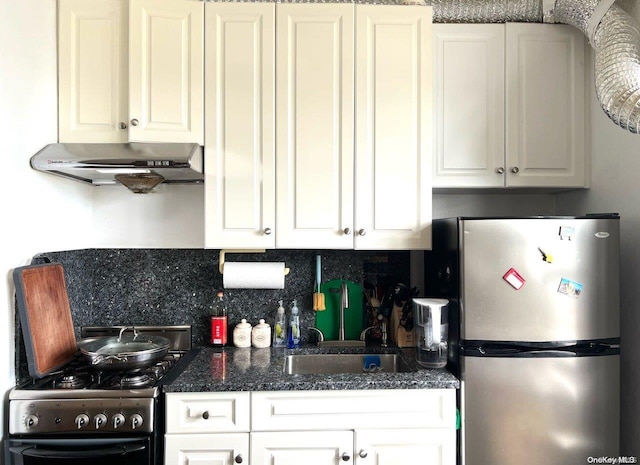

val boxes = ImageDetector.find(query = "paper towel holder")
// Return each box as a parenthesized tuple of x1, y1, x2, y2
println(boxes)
(218, 249, 290, 276)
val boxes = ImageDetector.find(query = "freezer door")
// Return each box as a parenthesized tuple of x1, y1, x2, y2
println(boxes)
(462, 354, 620, 465)
(460, 217, 619, 341)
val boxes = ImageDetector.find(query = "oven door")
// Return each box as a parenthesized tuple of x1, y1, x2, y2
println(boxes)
(6, 437, 151, 465)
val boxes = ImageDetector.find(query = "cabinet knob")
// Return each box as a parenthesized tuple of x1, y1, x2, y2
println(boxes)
(130, 118, 139, 127)
(496, 167, 505, 174)
(358, 229, 366, 236)
(358, 450, 368, 458)
(234, 454, 243, 464)
(264, 228, 272, 235)
(341, 452, 351, 462)
(511, 167, 520, 174)
(202, 411, 209, 420)
(343, 228, 351, 236)
(119, 122, 127, 130)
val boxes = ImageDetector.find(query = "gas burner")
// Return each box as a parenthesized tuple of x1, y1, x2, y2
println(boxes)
(118, 373, 154, 389)
(54, 373, 91, 390)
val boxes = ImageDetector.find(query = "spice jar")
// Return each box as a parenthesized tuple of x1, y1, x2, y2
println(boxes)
(252, 319, 271, 348)
(233, 319, 252, 348)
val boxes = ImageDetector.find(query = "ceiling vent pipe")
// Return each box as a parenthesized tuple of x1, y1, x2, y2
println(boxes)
(426, 0, 640, 134)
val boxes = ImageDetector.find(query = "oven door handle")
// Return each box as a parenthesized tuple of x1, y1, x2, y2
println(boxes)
(10, 443, 146, 459)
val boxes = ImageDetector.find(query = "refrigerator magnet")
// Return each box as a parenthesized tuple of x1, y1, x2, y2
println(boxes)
(557, 278, 583, 297)
(503, 268, 526, 290)
(559, 226, 575, 240)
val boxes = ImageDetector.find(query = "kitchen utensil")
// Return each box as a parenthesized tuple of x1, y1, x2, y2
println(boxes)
(13, 263, 78, 378)
(79, 326, 170, 372)
(313, 255, 326, 311)
(315, 280, 363, 340)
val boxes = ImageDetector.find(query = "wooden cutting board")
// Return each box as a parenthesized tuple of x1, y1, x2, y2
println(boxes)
(14, 263, 78, 378)
(315, 280, 364, 341)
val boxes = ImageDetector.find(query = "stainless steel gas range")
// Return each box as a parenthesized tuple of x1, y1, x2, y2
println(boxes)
(7, 325, 196, 465)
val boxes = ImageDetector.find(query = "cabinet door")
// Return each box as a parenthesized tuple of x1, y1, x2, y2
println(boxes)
(251, 431, 353, 465)
(204, 3, 275, 248)
(354, 429, 455, 465)
(275, 4, 354, 249)
(165, 433, 248, 465)
(58, 0, 128, 143)
(355, 6, 432, 250)
(129, 0, 204, 143)
(432, 24, 505, 188)
(505, 23, 586, 188)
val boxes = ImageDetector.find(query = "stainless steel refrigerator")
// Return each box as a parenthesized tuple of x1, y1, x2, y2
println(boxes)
(425, 215, 620, 465)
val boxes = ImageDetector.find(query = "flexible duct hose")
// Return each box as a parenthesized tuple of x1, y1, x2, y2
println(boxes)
(426, 0, 640, 134)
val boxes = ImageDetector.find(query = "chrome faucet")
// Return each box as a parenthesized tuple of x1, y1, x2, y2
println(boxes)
(309, 327, 325, 344)
(339, 282, 349, 341)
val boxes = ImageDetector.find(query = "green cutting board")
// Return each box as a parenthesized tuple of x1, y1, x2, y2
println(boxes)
(315, 280, 363, 341)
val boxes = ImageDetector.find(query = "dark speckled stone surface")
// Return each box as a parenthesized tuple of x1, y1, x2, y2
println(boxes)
(16, 249, 411, 383)
(164, 345, 459, 392)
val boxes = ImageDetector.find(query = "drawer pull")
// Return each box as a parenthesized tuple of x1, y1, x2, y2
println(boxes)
(341, 452, 351, 462)
(202, 411, 210, 420)
(359, 450, 368, 458)
(234, 454, 243, 464)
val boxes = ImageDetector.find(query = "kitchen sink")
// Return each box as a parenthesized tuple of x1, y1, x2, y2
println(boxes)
(283, 353, 412, 375)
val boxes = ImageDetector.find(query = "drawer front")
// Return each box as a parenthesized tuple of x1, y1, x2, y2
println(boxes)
(166, 392, 250, 433)
(251, 389, 456, 431)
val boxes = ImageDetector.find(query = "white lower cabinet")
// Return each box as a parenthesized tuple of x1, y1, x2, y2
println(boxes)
(165, 433, 249, 465)
(165, 390, 456, 465)
(251, 431, 354, 465)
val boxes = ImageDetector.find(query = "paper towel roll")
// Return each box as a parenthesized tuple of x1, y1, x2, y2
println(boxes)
(223, 262, 286, 289)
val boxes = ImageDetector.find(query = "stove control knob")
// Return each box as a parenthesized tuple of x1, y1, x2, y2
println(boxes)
(75, 414, 90, 430)
(94, 414, 108, 429)
(25, 414, 39, 430)
(113, 413, 126, 429)
(131, 414, 144, 430)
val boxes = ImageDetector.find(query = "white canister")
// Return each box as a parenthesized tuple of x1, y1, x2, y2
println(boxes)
(233, 319, 252, 348)
(252, 319, 271, 348)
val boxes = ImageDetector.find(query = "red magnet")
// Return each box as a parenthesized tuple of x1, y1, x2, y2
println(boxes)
(503, 268, 525, 290)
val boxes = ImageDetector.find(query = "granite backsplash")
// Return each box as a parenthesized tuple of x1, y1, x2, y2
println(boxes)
(16, 249, 410, 380)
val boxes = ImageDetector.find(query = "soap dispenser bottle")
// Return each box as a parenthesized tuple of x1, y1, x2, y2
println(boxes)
(273, 300, 287, 347)
(288, 299, 301, 348)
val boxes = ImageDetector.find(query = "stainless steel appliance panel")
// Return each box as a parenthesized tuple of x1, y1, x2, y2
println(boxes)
(462, 354, 620, 465)
(460, 218, 619, 342)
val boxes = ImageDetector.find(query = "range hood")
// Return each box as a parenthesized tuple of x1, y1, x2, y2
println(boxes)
(31, 143, 203, 193)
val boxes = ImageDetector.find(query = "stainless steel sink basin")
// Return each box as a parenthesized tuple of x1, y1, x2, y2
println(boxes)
(283, 353, 411, 375)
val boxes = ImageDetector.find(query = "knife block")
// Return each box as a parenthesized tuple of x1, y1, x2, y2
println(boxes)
(390, 304, 415, 348)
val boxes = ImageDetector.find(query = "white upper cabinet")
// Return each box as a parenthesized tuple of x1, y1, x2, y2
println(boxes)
(432, 23, 586, 189)
(275, 4, 355, 250)
(58, 0, 204, 144)
(129, 0, 204, 144)
(58, 0, 129, 143)
(505, 23, 585, 188)
(204, 2, 275, 249)
(355, 5, 433, 250)
(432, 24, 505, 188)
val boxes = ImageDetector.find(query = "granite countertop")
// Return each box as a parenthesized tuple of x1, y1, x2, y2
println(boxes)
(164, 344, 459, 392)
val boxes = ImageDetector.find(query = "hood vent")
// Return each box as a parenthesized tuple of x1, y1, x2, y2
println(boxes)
(31, 143, 203, 193)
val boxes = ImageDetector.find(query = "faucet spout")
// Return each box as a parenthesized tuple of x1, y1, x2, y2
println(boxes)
(339, 282, 349, 341)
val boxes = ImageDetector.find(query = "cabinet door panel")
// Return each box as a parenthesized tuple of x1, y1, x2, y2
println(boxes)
(165, 433, 248, 465)
(355, 6, 432, 250)
(355, 428, 455, 465)
(129, 0, 203, 143)
(251, 431, 353, 465)
(276, 4, 354, 249)
(432, 24, 505, 188)
(59, 0, 128, 143)
(204, 3, 275, 248)
(506, 23, 585, 187)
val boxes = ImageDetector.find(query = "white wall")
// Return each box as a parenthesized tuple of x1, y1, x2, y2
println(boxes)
(0, 0, 94, 459)
(556, 3, 640, 453)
